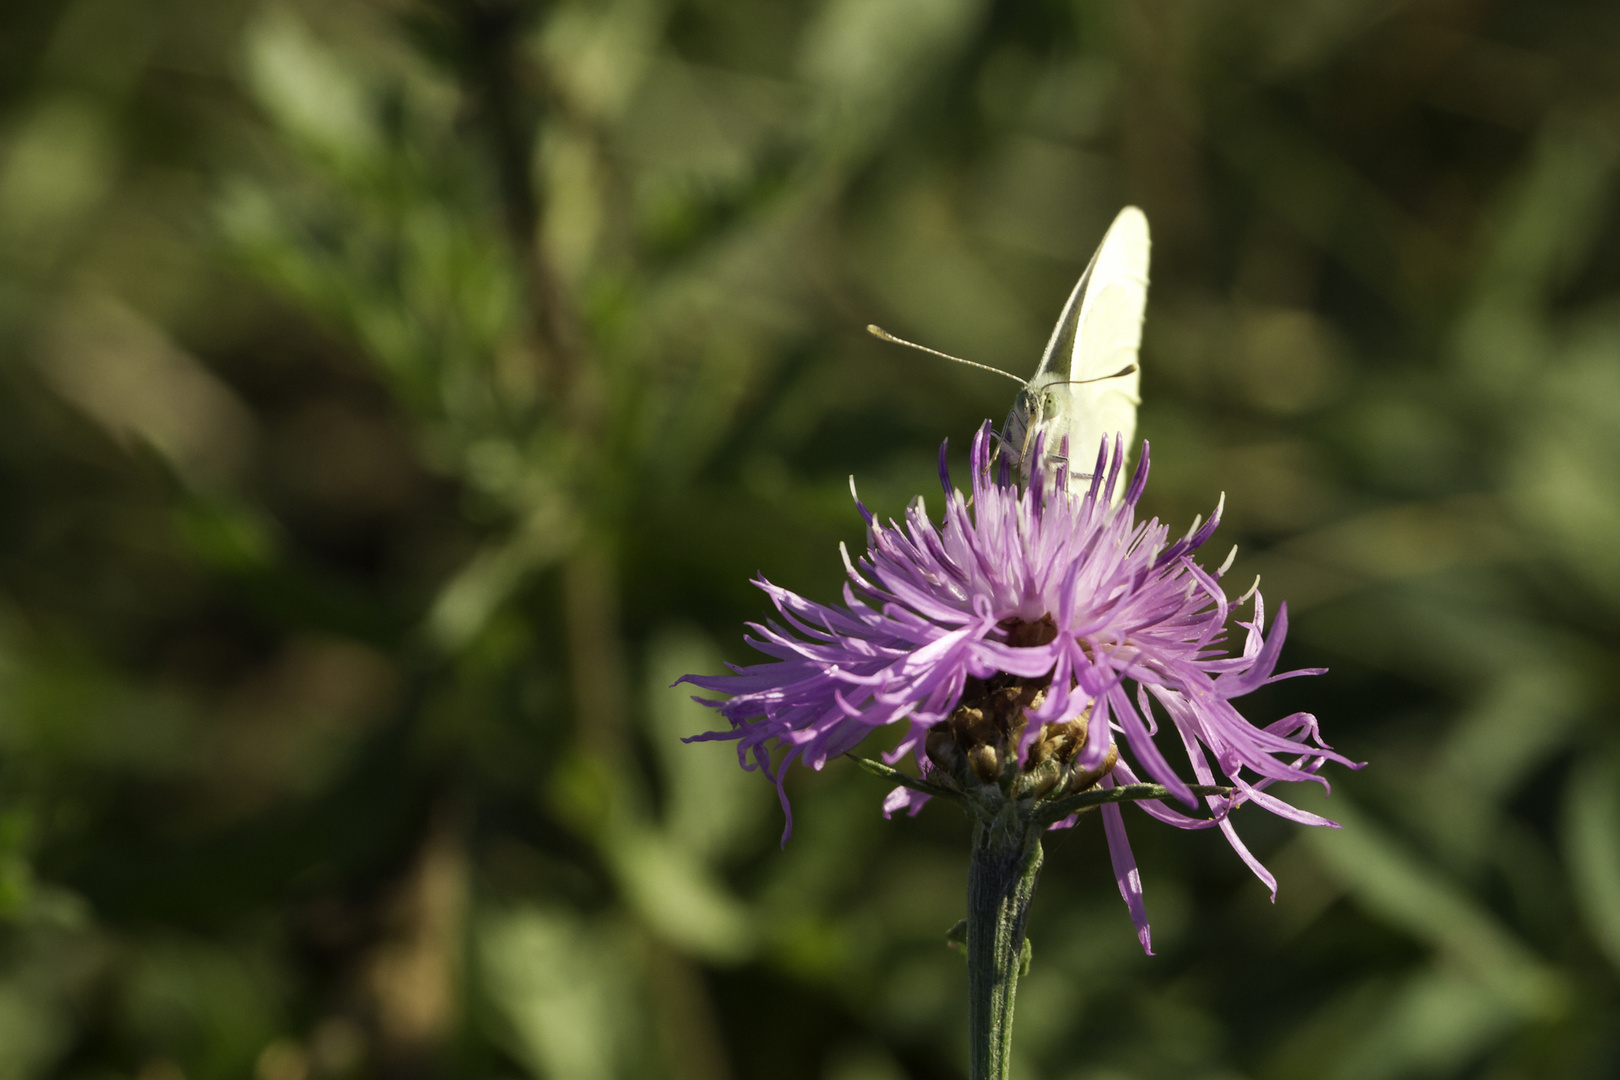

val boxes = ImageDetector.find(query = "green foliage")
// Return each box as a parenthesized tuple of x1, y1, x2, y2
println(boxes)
(0, 0, 1617, 1078)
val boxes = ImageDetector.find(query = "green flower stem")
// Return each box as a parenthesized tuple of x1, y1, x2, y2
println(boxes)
(846, 755, 1235, 1079)
(967, 807, 1043, 1080)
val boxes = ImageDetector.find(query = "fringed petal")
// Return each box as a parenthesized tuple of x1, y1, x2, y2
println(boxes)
(678, 425, 1341, 888)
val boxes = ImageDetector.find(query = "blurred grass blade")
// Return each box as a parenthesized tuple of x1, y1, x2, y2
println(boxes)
(1327, 967, 1518, 1080)
(1564, 750, 1620, 973)
(1307, 797, 1565, 1017)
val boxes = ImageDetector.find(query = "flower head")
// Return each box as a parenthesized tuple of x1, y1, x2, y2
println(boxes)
(681, 424, 1357, 952)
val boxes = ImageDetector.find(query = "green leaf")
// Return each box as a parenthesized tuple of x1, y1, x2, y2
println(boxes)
(605, 824, 757, 964)
(477, 906, 637, 1080)
(649, 626, 764, 862)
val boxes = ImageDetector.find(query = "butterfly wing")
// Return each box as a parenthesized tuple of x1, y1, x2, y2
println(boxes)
(1060, 206, 1148, 469)
(1007, 207, 1150, 482)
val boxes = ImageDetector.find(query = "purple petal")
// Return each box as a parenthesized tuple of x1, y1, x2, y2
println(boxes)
(882, 785, 931, 818)
(1101, 784, 1154, 956)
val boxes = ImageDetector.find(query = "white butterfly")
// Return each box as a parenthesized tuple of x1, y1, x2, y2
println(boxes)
(866, 206, 1149, 485)
(1002, 206, 1149, 483)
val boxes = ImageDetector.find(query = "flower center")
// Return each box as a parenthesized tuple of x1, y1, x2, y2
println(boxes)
(924, 616, 1118, 801)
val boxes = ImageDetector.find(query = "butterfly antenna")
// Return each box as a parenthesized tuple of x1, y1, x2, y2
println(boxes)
(1053, 364, 1138, 387)
(867, 325, 1026, 386)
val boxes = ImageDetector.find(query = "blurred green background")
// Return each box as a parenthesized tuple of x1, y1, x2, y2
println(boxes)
(1, 1, 1618, 1078)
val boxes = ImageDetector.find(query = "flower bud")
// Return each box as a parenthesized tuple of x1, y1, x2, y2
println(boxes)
(967, 743, 1001, 784)
(926, 724, 963, 776)
(1068, 743, 1120, 793)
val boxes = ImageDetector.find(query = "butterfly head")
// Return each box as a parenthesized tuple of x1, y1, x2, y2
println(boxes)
(998, 381, 1065, 479)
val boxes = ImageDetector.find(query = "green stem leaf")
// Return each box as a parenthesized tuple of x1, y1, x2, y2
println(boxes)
(846, 754, 964, 804)
(1034, 782, 1233, 827)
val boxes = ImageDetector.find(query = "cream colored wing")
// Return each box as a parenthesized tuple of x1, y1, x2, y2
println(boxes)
(1029, 207, 1149, 479)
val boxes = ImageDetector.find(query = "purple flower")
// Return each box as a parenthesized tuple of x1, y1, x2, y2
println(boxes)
(680, 424, 1357, 953)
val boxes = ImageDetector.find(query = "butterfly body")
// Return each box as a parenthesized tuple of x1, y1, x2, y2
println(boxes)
(1003, 207, 1150, 483)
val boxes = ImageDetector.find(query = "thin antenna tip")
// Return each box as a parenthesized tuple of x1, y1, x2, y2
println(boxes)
(863, 323, 1025, 386)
